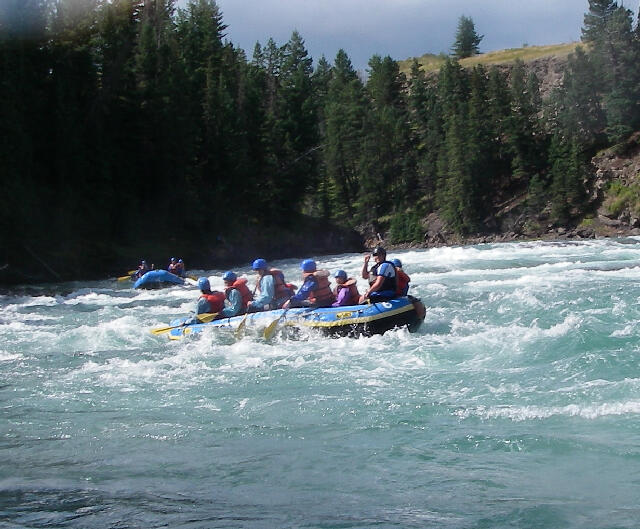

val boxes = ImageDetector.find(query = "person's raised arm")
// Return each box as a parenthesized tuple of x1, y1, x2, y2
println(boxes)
(361, 254, 371, 280)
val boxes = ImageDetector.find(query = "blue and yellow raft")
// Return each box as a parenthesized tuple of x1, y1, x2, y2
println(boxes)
(165, 296, 425, 340)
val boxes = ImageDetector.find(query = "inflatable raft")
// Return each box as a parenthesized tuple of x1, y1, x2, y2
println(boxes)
(164, 296, 426, 340)
(134, 269, 185, 289)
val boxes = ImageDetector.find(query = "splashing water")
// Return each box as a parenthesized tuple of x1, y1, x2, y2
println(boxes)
(2, 239, 640, 528)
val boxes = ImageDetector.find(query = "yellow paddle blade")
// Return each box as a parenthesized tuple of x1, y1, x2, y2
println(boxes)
(117, 275, 132, 282)
(150, 313, 218, 336)
(196, 312, 218, 323)
(235, 313, 249, 339)
(150, 325, 179, 335)
(263, 313, 285, 340)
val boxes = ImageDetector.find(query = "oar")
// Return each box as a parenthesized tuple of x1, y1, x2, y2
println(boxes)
(150, 312, 219, 335)
(117, 270, 140, 281)
(263, 305, 317, 340)
(234, 281, 259, 339)
(235, 311, 250, 338)
(263, 309, 292, 340)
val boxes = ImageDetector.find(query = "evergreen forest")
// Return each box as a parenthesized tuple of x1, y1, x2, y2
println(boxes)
(2, 0, 640, 282)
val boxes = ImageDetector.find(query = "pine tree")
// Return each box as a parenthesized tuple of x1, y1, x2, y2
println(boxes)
(485, 66, 512, 184)
(408, 59, 442, 201)
(358, 55, 412, 222)
(0, 0, 51, 264)
(323, 49, 367, 221)
(506, 60, 543, 181)
(582, 0, 617, 44)
(547, 45, 605, 146)
(452, 15, 483, 59)
(600, 6, 640, 141)
(466, 64, 494, 227)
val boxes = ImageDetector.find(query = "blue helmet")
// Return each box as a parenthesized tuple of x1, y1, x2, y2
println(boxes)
(334, 269, 347, 280)
(197, 277, 210, 291)
(178, 259, 183, 263)
(222, 271, 237, 282)
(392, 258, 402, 268)
(301, 259, 316, 272)
(141, 260, 146, 265)
(252, 258, 267, 270)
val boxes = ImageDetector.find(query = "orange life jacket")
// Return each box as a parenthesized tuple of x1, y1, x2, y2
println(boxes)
(255, 268, 294, 303)
(333, 278, 360, 305)
(396, 269, 410, 295)
(224, 277, 253, 309)
(200, 291, 225, 313)
(306, 269, 335, 306)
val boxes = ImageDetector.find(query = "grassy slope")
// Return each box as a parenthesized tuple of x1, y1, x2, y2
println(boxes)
(398, 42, 581, 74)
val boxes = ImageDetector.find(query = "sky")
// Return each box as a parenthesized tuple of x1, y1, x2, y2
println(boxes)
(175, 0, 625, 72)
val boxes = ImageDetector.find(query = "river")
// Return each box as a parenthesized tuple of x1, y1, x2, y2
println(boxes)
(2, 238, 640, 528)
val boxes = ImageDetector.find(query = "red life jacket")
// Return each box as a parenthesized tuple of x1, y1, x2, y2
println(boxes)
(224, 277, 253, 309)
(333, 278, 360, 306)
(306, 269, 335, 306)
(396, 269, 410, 295)
(200, 291, 225, 313)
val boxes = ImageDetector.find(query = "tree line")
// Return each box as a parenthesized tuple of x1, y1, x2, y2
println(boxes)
(1, 0, 640, 279)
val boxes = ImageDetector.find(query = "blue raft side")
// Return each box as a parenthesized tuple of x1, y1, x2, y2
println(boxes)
(167, 297, 419, 339)
(134, 269, 185, 289)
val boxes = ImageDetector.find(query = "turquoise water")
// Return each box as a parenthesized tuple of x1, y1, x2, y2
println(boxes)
(3, 239, 640, 528)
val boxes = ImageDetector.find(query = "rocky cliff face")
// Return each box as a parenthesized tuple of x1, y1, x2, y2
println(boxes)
(495, 54, 569, 99)
(591, 132, 640, 233)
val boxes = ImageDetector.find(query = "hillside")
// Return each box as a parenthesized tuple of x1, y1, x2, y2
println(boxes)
(399, 42, 581, 73)
(399, 42, 581, 98)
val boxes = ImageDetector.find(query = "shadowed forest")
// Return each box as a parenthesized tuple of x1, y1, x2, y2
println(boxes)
(2, 0, 640, 282)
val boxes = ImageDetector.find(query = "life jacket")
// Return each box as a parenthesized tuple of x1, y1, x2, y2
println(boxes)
(200, 291, 225, 313)
(371, 261, 397, 294)
(224, 277, 253, 309)
(256, 269, 294, 304)
(305, 269, 335, 306)
(333, 278, 360, 306)
(396, 269, 410, 296)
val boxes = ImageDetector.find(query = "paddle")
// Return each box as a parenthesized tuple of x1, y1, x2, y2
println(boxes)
(150, 312, 219, 335)
(117, 269, 142, 281)
(233, 278, 261, 339)
(263, 308, 290, 340)
(235, 311, 250, 338)
(263, 305, 317, 340)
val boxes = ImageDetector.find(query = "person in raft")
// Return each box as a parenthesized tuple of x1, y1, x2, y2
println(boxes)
(167, 257, 179, 275)
(246, 258, 294, 312)
(174, 259, 186, 277)
(283, 259, 335, 309)
(331, 269, 360, 307)
(185, 277, 226, 324)
(391, 258, 411, 296)
(133, 260, 149, 279)
(221, 270, 253, 317)
(359, 246, 397, 303)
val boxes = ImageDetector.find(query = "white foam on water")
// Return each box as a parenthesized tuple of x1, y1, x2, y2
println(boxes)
(457, 399, 640, 421)
(0, 350, 23, 362)
(611, 324, 636, 337)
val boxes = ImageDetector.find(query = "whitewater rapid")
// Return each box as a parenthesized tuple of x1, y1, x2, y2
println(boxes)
(2, 238, 640, 528)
